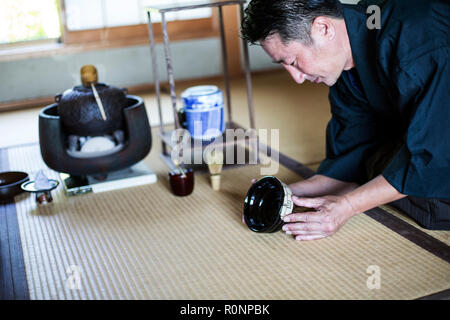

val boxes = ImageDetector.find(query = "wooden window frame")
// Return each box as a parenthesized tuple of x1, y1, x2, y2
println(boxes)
(59, 0, 221, 46)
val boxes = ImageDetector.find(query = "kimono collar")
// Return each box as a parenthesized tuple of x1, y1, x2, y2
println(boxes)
(342, 4, 389, 111)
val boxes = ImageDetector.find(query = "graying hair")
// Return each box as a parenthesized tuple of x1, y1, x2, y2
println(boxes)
(241, 0, 344, 46)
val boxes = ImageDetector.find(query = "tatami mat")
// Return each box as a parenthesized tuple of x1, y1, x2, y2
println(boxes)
(380, 205, 450, 246)
(6, 137, 450, 300)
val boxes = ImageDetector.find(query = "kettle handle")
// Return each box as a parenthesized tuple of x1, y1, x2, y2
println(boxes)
(55, 94, 62, 103)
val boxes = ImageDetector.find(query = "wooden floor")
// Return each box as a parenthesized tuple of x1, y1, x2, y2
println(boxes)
(0, 70, 331, 167)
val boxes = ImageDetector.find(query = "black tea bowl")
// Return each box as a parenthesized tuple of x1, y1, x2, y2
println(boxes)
(243, 176, 294, 233)
(0, 171, 29, 201)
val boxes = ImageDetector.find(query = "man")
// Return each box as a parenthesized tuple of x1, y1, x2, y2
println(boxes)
(241, 0, 450, 240)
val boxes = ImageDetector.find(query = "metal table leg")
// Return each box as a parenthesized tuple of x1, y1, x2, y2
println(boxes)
(147, 10, 164, 134)
(146, 10, 168, 155)
(161, 13, 181, 129)
(239, 3, 255, 130)
(218, 5, 233, 128)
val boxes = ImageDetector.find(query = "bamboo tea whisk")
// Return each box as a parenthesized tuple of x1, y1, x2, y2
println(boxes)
(206, 149, 224, 191)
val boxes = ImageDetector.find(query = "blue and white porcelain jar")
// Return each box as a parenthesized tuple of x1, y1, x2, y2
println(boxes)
(181, 85, 225, 140)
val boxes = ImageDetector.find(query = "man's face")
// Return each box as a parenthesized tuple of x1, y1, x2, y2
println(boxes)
(260, 29, 347, 87)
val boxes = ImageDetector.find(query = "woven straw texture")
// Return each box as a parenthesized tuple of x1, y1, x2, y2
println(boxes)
(380, 205, 450, 246)
(6, 141, 450, 300)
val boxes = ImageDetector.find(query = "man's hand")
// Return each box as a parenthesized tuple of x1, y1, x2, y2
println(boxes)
(282, 175, 407, 241)
(243, 175, 405, 240)
(282, 195, 358, 241)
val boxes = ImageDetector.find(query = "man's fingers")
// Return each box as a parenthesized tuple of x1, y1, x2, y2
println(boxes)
(292, 196, 324, 209)
(283, 211, 323, 223)
(283, 222, 322, 232)
(251, 178, 257, 184)
(295, 234, 329, 241)
(285, 230, 323, 235)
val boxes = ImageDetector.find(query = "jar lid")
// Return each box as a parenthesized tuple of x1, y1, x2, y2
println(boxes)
(243, 176, 293, 233)
(181, 85, 219, 97)
(181, 85, 223, 109)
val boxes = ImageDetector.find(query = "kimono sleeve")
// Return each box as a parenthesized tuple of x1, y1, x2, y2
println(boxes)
(382, 48, 450, 198)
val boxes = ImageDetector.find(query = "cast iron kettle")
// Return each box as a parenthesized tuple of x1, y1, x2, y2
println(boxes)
(56, 65, 128, 136)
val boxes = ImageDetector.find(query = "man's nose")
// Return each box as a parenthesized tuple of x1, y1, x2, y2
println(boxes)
(284, 65, 306, 84)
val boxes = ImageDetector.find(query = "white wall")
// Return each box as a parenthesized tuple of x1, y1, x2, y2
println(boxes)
(0, 37, 280, 103)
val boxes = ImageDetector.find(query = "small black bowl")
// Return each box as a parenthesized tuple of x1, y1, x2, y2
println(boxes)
(243, 176, 293, 233)
(0, 171, 29, 201)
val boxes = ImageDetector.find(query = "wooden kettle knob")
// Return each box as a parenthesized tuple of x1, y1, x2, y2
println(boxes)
(80, 65, 98, 86)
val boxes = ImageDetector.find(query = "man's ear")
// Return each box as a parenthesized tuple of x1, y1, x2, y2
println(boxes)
(311, 16, 336, 42)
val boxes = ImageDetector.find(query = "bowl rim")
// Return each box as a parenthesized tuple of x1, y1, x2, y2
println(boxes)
(21, 179, 59, 193)
(244, 176, 283, 232)
(243, 176, 293, 233)
(169, 167, 194, 177)
(0, 171, 30, 189)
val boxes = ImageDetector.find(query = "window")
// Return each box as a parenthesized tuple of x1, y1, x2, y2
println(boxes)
(0, 0, 62, 45)
(0, 0, 215, 47)
(61, 0, 217, 45)
(65, 0, 212, 30)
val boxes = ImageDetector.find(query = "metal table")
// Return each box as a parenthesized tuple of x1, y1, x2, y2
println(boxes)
(145, 0, 256, 167)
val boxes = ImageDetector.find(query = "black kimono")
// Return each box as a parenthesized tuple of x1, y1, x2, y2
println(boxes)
(316, 0, 450, 228)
